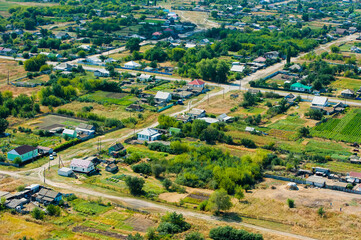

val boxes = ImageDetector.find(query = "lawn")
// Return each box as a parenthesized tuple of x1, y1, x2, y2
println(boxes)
(330, 77, 361, 92)
(312, 109, 361, 142)
(28, 114, 87, 130)
(80, 91, 135, 106)
(268, 115, 306, 131)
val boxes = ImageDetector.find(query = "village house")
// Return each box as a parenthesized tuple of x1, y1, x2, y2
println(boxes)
(53, 63, 76, 71)
(94, 69, 110, 77)
(290, 82, 312, 93)
(264, 51, 279, 59)
(124, 61, 141, 69)
(347, 171, 361, 183)
(37, 146, 53, 155)
(75, 123, 96, 136)
(176, 114, 192, 123)
(230, 64, 245, 73)
(35, 188, 62, 205)
(70, 158, 95, 174)
(7, 145, 38, 162)
(106, 163, 118, 173)
(62, 129, 77, 138)
(137, 128, 162, 141)
(108, 143, 125, 157)
(187, 79, 205, 89)
(311, 96, 329, 108)
(217, 113, 234, 123)
(187, 108, 206, 119)
(155, 91, 172, 104)
(253, 57, 267, 63)
(55, 32, 70, 39)
(341, 89, 355, 98)
(284, 93, 297, 105)
(289, 64, 302, 72)
(138, 74, 152, 81)
(198, 117, 219, 125)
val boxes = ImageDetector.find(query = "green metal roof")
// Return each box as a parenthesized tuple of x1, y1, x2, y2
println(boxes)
(291, 82, 312, 90)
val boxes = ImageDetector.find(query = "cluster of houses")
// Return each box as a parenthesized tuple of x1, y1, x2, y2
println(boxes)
(0, 184, 63, 213)
(297, 167, 361, 193)
(136, 109, 233, 142)
(231, 51, 280, 73)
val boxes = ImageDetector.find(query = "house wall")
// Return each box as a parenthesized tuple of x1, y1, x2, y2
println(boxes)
(70, 164, 94, 173)
(7, 149, 38, 161)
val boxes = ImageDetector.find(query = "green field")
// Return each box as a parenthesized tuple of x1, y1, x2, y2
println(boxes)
(0, 1, 16, 11)
(81, 91, 135, 106)
(268, 115, 306, 131)
(312, 109, 361, 142)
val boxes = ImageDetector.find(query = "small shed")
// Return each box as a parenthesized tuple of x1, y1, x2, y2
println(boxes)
(58, 167, 73, 177)
(62, 129, 77, 138)
(105, 163, 118, 173)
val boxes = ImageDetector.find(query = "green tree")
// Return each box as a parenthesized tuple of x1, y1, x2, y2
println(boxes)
(125, 176, 145, 195)
(331, 45, 340, 53)
(46, 204, 61, 216)
(211, 11, 218, 19)
(126, 38, 141, 52)
(31, 207, 44, 220)
(207, 189, 232, 214)
(24, 54, 47, 72)
(162, 178, 172, 191)
(0, 118, 9, 134)
(77, 50, 86, 58)
(157, 212, 191, 235)
(152, 164, 165, 178)
(127, 233, 144, 240)
(299, 127, 310, 137)
(287, 198, 295, 208)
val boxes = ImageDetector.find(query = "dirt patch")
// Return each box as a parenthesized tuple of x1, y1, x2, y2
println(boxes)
(187, 192, 210, 201)
(158, 192, 188, 203)
(106, 92, 128, 99)
(124, 213, 156, 232)
(73, 226, 127, 239)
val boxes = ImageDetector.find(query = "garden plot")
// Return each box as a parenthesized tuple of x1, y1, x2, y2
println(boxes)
(312, 109, 361, 142)
(79, 91, 135, 106)
(30, 114, 87, 131)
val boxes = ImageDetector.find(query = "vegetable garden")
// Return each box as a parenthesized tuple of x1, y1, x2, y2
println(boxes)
(312, 109, 361, 142)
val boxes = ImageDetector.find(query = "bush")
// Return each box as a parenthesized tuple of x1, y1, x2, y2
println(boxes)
(185, 232, 205, 240)
(152, 164, 165, 178)
(16, 185, 25, 192)
(13, 157, 22, 165)
(162, 178, 172, 191)
(125, 176, 145, 195)
(240, 138, 256, 148)
(287, 198, 295, 208)
(157, 212, 191, 235)
(132, 162, 152, 175)
(31, 208, 44, 220)
(209, 226, 263, 240)
(46, 204, 61, 216)
(124, 153, 141, 165)
(317, 206, 325, 218)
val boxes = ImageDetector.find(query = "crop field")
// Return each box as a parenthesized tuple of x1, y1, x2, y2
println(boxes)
(330, 77, 361, 92)
(80, 91, 135, 106)
(312, 109, 361, 142)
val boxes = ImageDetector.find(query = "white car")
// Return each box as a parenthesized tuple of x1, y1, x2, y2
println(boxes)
(52, 152, 57, 156)
(49, 155, 54, 160)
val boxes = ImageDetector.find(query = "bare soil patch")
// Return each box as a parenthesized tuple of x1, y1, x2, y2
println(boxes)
(124, 213, 156, 232)
(73, 226, 127, 239)
(158, 192, 188, 203)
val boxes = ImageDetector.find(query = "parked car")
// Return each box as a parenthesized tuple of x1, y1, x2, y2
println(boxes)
(53, 152, 57, 156)
(49, 155, 54, 160)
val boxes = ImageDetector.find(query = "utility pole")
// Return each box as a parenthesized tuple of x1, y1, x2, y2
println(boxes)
(43, 167, 46, 184)
(7, 69, 10, 85)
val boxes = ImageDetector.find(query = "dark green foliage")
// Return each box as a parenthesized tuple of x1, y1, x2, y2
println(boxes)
(305, 109, 323, 120)
(125, 176, 145, 195)
(132, 162, 152, 175)
(240, 138, 256, 148)
(209, 226, 263, 240)
(31, 208, 44, 220)
(157, 212, 191, 235)
(46, 204, 61, 216)
(287, 199, 295, 208)
(0, 118, 9, 134)
(126, 38, 141, 52)
(24, 54, 47, 72)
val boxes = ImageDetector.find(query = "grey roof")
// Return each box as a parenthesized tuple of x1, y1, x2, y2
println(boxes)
(37, 188, 61, 201)
(306, 176, 326, 184)
(77, 123, 95, 130)
(5, 198, 28, 209)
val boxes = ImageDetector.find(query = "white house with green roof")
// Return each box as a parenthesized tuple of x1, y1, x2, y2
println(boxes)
(290, 82, 312, 93)
(7, 145, 38, 162)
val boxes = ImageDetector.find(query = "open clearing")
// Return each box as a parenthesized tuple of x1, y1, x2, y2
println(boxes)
(29, 114, 87, 130)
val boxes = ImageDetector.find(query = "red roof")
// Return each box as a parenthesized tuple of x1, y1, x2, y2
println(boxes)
(350, 171, 361, 179)
(0, 47, 4, 51)
(152, 32, 162, 36)
(164, 28, 173, 32)
(188, 79, 205, 86)
(254, 57, 267, 62)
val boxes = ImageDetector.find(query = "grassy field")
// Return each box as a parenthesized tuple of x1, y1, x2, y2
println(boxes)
(268, 114, 306, 131)
(312, 109, 361, 142)
(80, 91, 135, 106)
(330, 77, 361, 92)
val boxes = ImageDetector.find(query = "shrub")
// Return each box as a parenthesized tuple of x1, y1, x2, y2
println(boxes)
(287, 198, 295, 208)
(46, 204, 61, 216)
(152, 164, 165, 178)
(13, 157, 22, 165)
(132, 162, 152, 175)
(125, 176, 145, 195)
(317, 207, 325, 218)
(157, 212, 191, 235)
(31, 208, 44, 220)
(162, 178, 172, 191)
(240, 138, 256, 148)
(124, 153, 141, 165)
(209, 226, 263, 240)
(185, 232, 205, 240)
